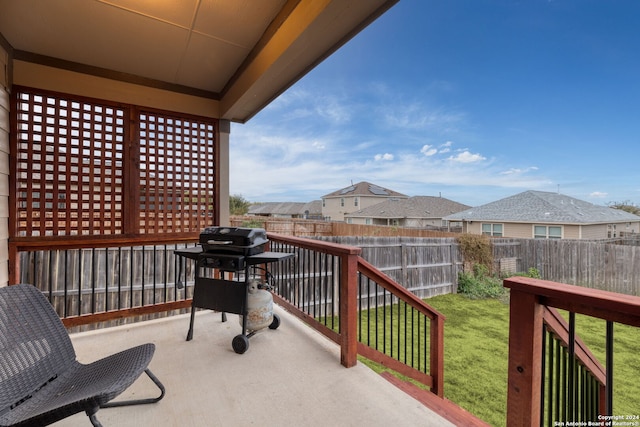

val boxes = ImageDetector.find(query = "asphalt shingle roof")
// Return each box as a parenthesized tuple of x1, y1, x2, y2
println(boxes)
(322, 181, 408, 198)
(248, 201, 322, 216)
(443, 190, 640, 224)
(346, 196, 470, 219)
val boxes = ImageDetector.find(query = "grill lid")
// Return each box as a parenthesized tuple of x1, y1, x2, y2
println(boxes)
(199, 227, 268, 255)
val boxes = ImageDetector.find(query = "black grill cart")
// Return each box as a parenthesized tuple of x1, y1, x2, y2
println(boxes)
(175, 227, 293, 354)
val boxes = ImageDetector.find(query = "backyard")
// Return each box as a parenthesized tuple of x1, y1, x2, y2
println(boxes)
(361, 292, 639, 427)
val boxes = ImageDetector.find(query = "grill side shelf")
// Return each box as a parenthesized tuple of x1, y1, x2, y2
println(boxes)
(192, 277, 246, 315)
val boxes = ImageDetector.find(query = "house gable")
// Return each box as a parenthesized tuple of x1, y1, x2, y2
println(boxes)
(321, 181, 408, 222)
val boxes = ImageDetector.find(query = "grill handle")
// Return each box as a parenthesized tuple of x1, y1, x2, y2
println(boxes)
(206, 240, 233, 245)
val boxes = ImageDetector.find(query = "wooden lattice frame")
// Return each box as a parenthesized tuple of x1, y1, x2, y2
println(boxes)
(138, 109, 217, 234)
(11, 87, 218, 240)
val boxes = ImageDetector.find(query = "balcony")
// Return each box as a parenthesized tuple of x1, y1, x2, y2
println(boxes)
(12, 233, 495, 426)
(11, 232, 637, 426)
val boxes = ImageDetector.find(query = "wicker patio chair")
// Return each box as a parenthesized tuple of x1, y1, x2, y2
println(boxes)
(0, 284, 165, 427)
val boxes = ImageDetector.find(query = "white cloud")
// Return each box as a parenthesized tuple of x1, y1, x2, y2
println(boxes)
(449, 151, 486, 163)
(383, 103, 464, 131)
(315, 98, 351, 123)
(500, 166, 539, 175)
(374, 153, 394, 161)
(227, 81, 554, 205)
(589, 191, 608, 198)
(420, 145, 438, 156)
(438, 141, 453, 153)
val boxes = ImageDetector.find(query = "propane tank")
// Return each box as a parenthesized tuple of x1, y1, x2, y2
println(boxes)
(240, 279, 274, 331)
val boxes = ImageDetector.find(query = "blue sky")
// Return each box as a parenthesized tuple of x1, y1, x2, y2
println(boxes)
(230, 0, 640, 207)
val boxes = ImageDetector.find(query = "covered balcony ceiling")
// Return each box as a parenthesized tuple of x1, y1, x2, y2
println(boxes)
(0, 0, 398, 122)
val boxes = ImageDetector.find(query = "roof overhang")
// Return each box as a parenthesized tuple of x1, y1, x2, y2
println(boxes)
(0, 0, 398, 122)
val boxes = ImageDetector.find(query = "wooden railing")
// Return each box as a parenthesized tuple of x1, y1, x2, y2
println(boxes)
(13, 237, 199, 328)
(541, 307, 606, 424)
(267, 233, 445, 396)
(14, 233, 445, 396)
(504, 277, 640, 426)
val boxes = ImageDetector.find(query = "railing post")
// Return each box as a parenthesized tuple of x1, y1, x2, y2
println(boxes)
(339, 252, 359, 368)
(506, 288, 544, 426)
(430, 314, 445, 397)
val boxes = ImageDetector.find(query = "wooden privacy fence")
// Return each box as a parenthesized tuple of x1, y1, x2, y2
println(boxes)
(18, 244, 198, 329)
(230, 217, 333, 237)
(492, 238, 640, 296)
(319, 236, 463, 299)
(230, 216, 459, 238)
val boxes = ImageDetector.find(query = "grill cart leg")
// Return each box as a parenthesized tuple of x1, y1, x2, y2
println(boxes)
(230, 265, 251, 354)
(186, 302, 196, 341)
(269, 313, 280, 330)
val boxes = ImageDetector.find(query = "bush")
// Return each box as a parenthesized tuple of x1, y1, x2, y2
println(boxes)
(458, 266, 543, 300)
(457, 263, 506, 300)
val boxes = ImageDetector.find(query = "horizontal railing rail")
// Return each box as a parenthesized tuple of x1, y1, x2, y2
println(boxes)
(504, 277, 640, 426)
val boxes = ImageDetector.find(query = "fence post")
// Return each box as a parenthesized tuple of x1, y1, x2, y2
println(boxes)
(450, 242, 458, 293)
(339, 252, 359, 368)
(401, 243, 408, 287)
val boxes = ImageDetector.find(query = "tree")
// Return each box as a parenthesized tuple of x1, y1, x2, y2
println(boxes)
(607, 200, 640, 216)
(229, 194, 251, 215)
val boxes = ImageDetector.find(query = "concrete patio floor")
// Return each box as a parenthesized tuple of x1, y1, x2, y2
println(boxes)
(56, 305, 454, 427)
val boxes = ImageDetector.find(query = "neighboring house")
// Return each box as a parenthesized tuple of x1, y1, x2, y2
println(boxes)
(443, 190, 640, 239)
(247, 201, 323, 220)
(345, 195, 470, 228)
(321, 182, 408, 222)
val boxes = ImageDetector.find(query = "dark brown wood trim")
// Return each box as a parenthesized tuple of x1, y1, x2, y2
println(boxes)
(380, 372, 491, 427)
(10, 234, 199, 251)
(429, 313, 445, 397)
(215, 120, 226, 226)
(268, 232, 362, 256)
(506, 289, 543, 426)
(542, 306, 606, 384)
(358, 343, 433, 388)
(13, 50, 220, 100)
(340, 252, 358, 368)
(272, 294, 340, 344)
(61, 300, 193, 328)
(504, 276, 640, 328)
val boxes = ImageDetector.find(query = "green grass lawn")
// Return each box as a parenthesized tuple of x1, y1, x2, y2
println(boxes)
(360, 293, 639, 427)
(426, 294, 509, 426)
